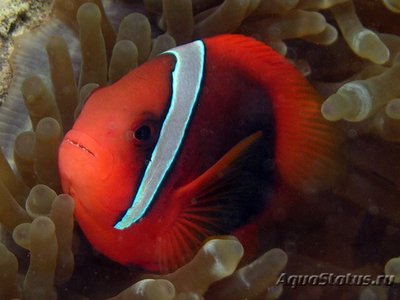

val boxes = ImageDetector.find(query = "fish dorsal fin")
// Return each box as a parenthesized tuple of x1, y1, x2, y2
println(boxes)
(155, 131, 273, 272)
(204, 35, 341, 193)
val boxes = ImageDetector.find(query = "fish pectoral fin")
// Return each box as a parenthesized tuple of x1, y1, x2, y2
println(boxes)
(158, 131, 273, 272)
(177, 130, 265, 197)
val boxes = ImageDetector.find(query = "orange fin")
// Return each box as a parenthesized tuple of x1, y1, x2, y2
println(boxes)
(177, 130, 264, 195)
(157, 131, 273, 272)
(205, 34, 343, 193)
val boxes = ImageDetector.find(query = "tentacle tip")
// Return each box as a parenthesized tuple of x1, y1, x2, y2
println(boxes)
(77, 2, 101, 25)
(385, 99, 400, 119)
(149, 279, 175, 300)
(203, 239, 244, 277)
(321, 97, 344, 121)
(383, 0, 400, 13)
(355, 29, 390, 64)
(385, 257, 400, 283)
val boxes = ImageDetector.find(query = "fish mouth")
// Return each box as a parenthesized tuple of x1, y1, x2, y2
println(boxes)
(65, 138, 96, 157)
(59, 129, 114, 180)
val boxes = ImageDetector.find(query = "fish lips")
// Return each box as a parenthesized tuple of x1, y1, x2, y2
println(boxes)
(59, 129, 114, 181)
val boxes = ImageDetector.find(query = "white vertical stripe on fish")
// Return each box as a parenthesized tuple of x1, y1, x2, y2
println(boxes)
(114, 40, 206, 230)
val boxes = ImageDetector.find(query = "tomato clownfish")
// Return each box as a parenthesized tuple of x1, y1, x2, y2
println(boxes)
(59, 34, 338, 273)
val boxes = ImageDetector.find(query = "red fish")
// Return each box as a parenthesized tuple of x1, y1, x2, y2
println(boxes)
(59, 35, 337, 273)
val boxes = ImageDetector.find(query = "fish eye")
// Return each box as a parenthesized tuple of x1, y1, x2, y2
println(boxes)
(128, 121, 158, 148)
(134, 125, 152, 141)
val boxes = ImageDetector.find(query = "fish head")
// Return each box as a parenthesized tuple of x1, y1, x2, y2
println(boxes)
(58, 55, 176, 228)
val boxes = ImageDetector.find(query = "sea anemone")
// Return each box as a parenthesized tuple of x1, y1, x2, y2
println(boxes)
(1, 0, 400, 299)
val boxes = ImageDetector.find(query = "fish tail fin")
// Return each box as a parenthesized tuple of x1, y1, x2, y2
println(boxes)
(205, 35, 343, 193)
(270, 76, 343, 193)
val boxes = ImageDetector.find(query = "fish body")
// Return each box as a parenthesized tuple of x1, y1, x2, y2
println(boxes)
(59, 35, 337, 272)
